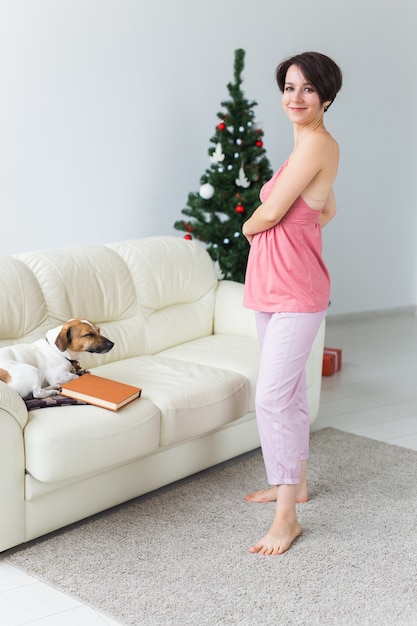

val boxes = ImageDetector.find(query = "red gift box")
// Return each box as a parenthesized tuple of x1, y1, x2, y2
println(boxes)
(322, 347, 342, 377)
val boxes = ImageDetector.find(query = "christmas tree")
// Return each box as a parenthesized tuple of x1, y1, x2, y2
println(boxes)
(174, 48, 273, 283)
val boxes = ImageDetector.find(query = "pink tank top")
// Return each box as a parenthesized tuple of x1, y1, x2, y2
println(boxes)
(243, 161, 330, 313)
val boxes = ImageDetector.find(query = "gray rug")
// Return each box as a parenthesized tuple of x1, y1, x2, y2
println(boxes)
(4, 428, 417, 626)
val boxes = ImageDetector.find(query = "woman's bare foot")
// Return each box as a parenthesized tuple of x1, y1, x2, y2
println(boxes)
(249, 517, 302, 555)
(245, 483, 308, 504)
(245, 485, 277, 502)
(249, 484, 302, 555)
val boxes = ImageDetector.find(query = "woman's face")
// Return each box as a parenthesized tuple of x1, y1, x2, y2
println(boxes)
(282, 64, 328, 125)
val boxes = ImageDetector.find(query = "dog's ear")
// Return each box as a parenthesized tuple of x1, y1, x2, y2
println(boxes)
(55, 325, 72, 352)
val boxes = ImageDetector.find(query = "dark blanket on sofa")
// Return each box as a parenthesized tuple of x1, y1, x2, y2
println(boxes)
(24, 396, 88, 411)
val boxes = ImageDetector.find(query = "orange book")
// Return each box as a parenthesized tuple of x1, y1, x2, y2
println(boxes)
(60, 373, 141, 411)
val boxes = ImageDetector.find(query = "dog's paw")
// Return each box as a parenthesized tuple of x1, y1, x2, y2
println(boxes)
(56, 372, 79, 384)
(32, 386, 61, 399)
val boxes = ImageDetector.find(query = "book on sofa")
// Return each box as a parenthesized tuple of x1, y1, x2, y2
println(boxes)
(60, 373, 142, 411)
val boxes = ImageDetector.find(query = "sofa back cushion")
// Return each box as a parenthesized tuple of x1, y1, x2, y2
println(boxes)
(0, 257, 50, 345)
(109, 237, 218, 354)
(17, 245, 146, 366)
(3, 237, 218, 363)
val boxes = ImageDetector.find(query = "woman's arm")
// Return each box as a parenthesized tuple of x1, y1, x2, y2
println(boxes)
(243, 133, 338, 239)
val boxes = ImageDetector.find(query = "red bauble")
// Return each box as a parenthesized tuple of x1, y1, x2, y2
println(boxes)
(235, 204, 245, 214)
(255, 139, 263, 148)
(217, 122, 226, 131)
(184, 234, 192, 240)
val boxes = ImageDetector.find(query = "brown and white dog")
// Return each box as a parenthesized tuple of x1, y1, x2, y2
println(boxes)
(0, 319, 114, 400)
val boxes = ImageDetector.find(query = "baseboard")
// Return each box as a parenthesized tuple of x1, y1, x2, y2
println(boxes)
(326, 305, 417, 324)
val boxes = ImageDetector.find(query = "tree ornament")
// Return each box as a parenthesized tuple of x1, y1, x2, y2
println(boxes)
(235, 164, 250, 188)
(199, 183, 215, 199)
(209, 143, 225, 164)
(217, 122, 226, 131)
(235, 204, 245, 214)
(236, 138, 243, 146)
(223, 237, 231, 247)
(184, 234, 192, 240)
(256, 139, 263, 147)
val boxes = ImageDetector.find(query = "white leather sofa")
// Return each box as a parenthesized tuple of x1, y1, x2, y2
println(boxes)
(0, 236, 325, 552)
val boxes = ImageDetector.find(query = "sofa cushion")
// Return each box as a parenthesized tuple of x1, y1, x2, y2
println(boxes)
(24, 397, 161, 483)
(158, 335, 260, 411)
(0, 257, 49, 345)
(159, 332, 321, 418)
(91, 356, 250, 447)
(17, 245, 146, 366)
(108, 237, 218, 353)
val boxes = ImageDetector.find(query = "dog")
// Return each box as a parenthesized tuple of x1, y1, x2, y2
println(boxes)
(0, 319, 114, 400)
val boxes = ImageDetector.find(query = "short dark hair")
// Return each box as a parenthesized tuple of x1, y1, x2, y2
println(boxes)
(276, 52, 342, 111)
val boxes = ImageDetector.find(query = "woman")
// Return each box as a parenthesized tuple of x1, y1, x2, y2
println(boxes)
(242, 51, 342, 555)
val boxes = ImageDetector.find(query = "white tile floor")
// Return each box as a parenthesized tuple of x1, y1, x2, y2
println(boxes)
(1, 310, 417, 625)
(0, 562, 121, 625)
(311, 308, 417, 451)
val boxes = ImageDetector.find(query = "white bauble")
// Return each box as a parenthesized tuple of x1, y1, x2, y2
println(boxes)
(199, 183, 215, 200)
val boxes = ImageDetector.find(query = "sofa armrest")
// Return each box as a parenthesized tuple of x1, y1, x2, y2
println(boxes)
(0, 382, 28, 431)
(0, 384, 27, 551)
(214, 280, 257, 338)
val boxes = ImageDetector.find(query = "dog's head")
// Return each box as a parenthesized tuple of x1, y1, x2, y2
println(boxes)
(55, 319, 114, 355)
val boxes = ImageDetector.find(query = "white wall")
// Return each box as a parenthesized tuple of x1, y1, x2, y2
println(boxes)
(1, 0, 416, 315)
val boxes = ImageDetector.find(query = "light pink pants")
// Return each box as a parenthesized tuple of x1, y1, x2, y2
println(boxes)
(255, 310, 326, 485)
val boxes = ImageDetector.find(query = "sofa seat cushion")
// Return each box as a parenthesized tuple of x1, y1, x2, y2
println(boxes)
(24, 397, 160, 483)
(159, 332, 319, 416)
(158, 335, 260, 411)
(91, 356, 250, 447)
